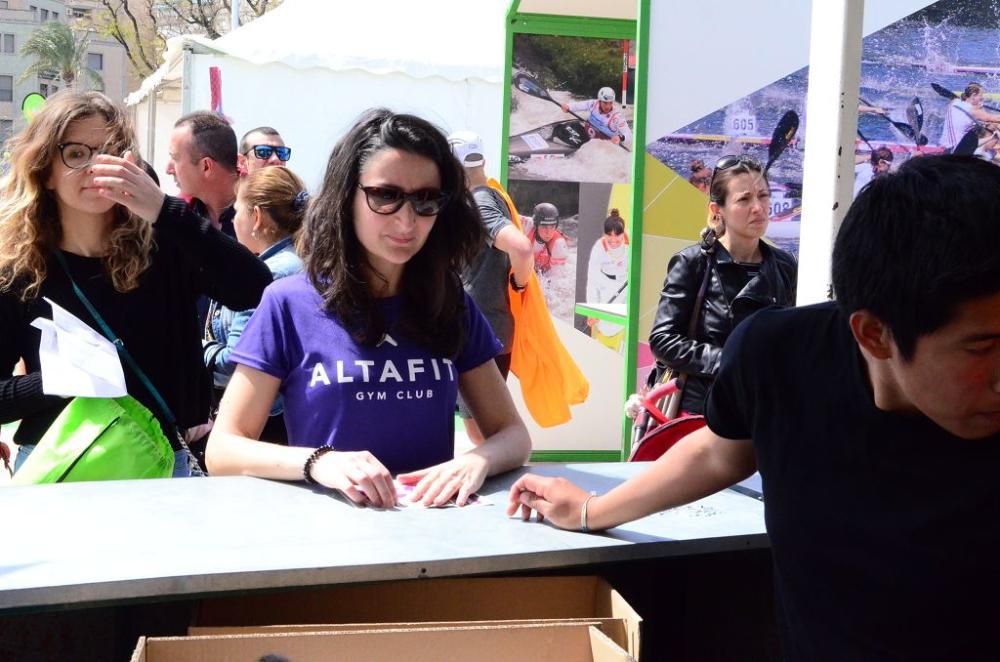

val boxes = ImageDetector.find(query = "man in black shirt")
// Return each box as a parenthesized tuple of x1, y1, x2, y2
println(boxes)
(166, 111, 242, 332)
(509, 155, 1000, 659)
(166, 111, 239, 238)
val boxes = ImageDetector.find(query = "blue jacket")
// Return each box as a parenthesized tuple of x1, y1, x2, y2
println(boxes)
(203, 236, 303, 415)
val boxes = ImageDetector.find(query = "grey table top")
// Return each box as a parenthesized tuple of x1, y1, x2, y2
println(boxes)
(0, 463, 767, 612)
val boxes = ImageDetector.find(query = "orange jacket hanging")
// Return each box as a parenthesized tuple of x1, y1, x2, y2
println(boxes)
(487, 178, 589, 427)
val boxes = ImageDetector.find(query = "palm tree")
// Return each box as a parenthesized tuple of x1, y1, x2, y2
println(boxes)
(19, 21, 104, 90)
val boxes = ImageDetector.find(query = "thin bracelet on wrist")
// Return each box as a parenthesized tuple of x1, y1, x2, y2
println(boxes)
(580, 492, 597, 533)
(303, 445, 335, 485)
(509, 272, 527, 292)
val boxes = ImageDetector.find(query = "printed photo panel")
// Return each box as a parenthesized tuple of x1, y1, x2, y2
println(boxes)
(510, 34, 635, 184)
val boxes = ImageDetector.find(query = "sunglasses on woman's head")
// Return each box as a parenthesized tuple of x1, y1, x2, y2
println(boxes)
(357, 184, 448, 217)
(248, 145, 292, 161)
(709, 155, 763, 197)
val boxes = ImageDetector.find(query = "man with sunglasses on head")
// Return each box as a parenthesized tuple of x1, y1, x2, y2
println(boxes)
(239, 126, 291, 175)
(448, 131, 534, 444)
(510, 154, 1000, 659)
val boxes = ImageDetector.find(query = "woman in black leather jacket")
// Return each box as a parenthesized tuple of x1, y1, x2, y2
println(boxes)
(649, 155, 797, 415)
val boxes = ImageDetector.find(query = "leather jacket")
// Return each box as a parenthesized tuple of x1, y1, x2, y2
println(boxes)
(649, 240, 797, 414)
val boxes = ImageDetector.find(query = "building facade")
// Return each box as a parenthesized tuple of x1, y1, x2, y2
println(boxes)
(0, 0, 128, 143)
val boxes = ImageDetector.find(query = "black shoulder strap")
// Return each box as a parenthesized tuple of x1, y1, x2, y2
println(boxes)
(687, 250, 714, 339)
(52, 250, 204, 474)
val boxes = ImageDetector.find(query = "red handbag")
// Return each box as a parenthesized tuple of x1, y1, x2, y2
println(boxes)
(628, 379, 707, 462)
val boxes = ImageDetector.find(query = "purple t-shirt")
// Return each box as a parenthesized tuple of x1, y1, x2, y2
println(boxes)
(231, 273, 501, 474)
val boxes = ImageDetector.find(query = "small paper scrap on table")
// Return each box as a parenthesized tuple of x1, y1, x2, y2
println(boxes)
(394, 481, 490, 508)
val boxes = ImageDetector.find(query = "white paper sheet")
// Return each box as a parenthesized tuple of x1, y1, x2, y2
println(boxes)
(29, 298, 128, 398)
(327, 480, 491, 509)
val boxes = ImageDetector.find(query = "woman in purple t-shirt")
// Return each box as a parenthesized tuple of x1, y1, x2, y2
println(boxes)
(207, 110, 531, 508)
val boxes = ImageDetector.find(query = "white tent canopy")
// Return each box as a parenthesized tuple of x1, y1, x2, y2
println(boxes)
(208, 0, 503, 82)
(127, 0, 508, 193)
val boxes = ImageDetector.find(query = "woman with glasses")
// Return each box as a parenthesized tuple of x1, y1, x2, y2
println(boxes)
(648, 155, 797, 415)
(206, 109, 531, 508)
(0, 90, 271, 476)
(203, 167, 308, 445)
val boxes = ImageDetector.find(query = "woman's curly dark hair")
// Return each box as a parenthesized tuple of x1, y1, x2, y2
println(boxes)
(297, 109, 485, 358)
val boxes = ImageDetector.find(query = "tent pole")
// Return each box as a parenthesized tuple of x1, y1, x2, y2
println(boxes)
(146, 88, 157, 164)
(181, 44, 193, 116)
(797, 0, 864, 305)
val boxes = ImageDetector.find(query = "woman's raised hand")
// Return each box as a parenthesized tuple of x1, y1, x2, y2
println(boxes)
(90, 151, 165, 223)
(396, 453, 489, 507)
(311, 450, 397, 508)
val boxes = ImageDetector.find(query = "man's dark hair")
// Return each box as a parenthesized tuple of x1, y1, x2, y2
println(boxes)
(240, 126, 281, 154)
(833, 154, 1000, 359)
(174, 111, 237, 173)
(298, 108, 485, 358)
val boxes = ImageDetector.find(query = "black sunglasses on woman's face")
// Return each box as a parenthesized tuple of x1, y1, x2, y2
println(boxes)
(357, 184, 448, 217)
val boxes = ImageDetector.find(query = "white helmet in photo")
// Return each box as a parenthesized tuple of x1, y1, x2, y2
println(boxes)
(597, 87, 616, 102)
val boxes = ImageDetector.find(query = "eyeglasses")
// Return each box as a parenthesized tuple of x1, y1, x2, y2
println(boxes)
(357, 184, 448, 217)
(57, 142, 107, 169)
(247, 145, 292, 162)
(708, 155, 763, 199)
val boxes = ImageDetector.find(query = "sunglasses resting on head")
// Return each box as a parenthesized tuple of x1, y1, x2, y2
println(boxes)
(708, 155, 763, 197)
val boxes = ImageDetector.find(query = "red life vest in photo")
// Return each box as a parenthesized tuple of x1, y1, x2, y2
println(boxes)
(527, 228, 567, 272)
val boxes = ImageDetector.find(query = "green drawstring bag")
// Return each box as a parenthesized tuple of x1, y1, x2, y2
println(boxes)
(11, 395, 174, 484)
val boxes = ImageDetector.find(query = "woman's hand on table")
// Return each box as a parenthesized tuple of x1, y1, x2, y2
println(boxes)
(506, 474, 594, 530)
(311, 450, 397, 508)
(396, 453, 489, 507)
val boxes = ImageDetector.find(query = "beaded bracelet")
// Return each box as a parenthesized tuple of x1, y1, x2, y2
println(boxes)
(303, 445, 335, 485)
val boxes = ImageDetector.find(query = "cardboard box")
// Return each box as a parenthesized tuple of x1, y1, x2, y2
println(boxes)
(196, 576, 641, 658)
(133, 623, 633, 662)
(189, 618, 611, 636)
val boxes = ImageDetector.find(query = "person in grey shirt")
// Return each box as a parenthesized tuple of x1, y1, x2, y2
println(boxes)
(448, 130, 534, 444)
